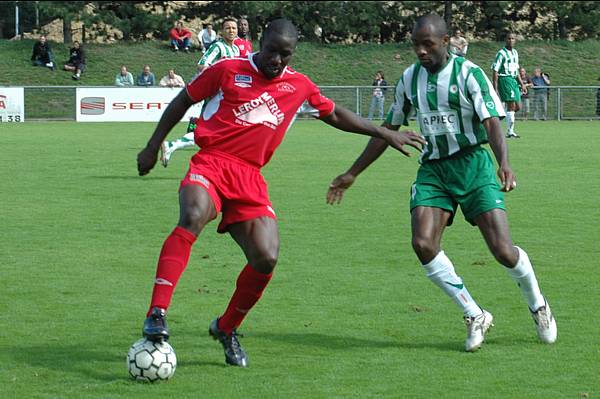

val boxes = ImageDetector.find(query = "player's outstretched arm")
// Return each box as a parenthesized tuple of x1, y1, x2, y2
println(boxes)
(484, 117, 517, 192)
(137, 89, 195, 176)
(322, 105, 424, 156)
(323, 106, 424, 205)
(326, 134, 390, 205)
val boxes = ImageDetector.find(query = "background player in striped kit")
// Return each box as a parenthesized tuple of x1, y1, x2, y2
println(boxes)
(492, 33, 527, 138)
(327, 14, 556, 352)
(160, 18, 246, 167)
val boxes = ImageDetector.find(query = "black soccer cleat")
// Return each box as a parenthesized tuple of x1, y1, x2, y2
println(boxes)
(209, 318, 248, 367)
(143, 307, 170, 342)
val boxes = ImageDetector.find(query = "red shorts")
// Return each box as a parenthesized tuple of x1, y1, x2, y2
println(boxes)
(179, 150, 277, 233)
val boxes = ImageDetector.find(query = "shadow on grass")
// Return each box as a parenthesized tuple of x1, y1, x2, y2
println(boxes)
(90, 175, 179, 181)
(4, 344, 126, 382)
(254, 331, 461, 352)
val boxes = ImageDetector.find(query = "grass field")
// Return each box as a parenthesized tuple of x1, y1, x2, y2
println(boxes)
(2, 38, 600, 87)
(1, 120, 599, 398)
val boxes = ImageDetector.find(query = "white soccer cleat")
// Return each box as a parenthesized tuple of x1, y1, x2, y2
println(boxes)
(160, 141, 172, 168)
(531, 298, 557, 344)
(464, 309, 494, 352)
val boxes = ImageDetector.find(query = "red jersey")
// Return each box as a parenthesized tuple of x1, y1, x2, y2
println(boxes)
(233, 37, 253, 56)
(170, 27, 192, 41)
(186, 54, 335, 169)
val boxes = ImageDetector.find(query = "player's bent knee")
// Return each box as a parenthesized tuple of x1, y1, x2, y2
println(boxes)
(411, 237, 439, 263)
(250, 252, 278, 274)
(492, 243, 518, 267)
(178, 207, 211, 235)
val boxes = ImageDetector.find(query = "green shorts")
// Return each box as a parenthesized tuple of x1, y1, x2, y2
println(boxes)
(409, 146, 506, 225)
(497, 76, 521, 103)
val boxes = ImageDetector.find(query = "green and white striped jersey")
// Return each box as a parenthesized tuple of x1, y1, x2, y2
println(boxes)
(198, 38, 240, 67)
(492, 47, 520, 77)
(386, 54, 505, 163)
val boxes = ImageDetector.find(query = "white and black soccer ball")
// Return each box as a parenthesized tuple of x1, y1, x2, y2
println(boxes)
(127, 338, 177, 382)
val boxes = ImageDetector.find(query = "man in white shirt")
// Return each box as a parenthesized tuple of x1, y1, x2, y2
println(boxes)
(199, 23, 217, 52)
(159, 69, 185, 88)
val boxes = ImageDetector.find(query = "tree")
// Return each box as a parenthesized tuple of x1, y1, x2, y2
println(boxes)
(38, 1, 87, 43)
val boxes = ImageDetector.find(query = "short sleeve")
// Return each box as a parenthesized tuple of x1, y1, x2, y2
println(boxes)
(186, 61, 226, 103)
(198, 43, 222, 67)
(467, 67, 506, 120)
(491, 52, 503, 72)
(385, 76, 411, 126)
(304, 77, 335, 118)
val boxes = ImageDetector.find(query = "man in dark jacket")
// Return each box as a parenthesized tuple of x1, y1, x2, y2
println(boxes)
(31, 35, 55, 70)
(64, 41, 86, 80)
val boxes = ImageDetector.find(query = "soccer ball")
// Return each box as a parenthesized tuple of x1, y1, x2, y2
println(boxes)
(127, 338, 177, 382)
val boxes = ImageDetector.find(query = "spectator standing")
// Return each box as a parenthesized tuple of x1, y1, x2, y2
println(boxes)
(596, 78, 600, 117)
(137, 65, 156, 87)
(234, 18, 253, 56)
(531, 68, 550, 120)
(519, 67, 533, 120)
(449, 29, 468, 57)
(115, 65, 134, 87)
(199, 23, 217, 52)
(63, 41, 86, 80)
(170, 21, 192, 52)
(31, 35, 55, 70)
(159, 69, 185, 88)
(367, 71, 388, 120)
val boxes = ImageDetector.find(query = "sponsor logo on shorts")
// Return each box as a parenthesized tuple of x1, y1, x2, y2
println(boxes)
(486, 101, 496, 109)
(495, 199, 503, 204)
(190, 173, 210, 188)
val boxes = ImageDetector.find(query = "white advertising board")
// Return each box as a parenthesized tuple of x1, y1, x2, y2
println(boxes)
(76, 87, 204, 122)
(0, 87, 25, 123)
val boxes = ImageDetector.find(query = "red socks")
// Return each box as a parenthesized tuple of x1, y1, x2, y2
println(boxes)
(218, 264, 273, 335)
(147, 226, 196, 315)
(147, 229, 271, 334)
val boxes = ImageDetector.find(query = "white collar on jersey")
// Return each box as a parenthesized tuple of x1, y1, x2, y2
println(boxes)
(248, 52, 289, 78)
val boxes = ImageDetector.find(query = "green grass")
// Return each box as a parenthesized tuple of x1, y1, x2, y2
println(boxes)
(1, 120, 599, 398)
(2, 38, 600, 87)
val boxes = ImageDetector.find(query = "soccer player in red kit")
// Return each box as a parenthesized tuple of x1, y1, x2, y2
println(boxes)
(137, 18, 425, 368)
(234, 18, 253, 56)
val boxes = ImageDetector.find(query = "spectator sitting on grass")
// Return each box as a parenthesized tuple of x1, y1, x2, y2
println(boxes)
(64, 41, 86, 80)
(137, 65, 156, 87)
(159, 69, 185, 88)
(170, 21, 192, 52)
(115, 65, 134, 87)
(31, 35, 55, 70)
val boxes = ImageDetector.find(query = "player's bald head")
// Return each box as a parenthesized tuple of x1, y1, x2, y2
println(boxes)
(413, 14, 448, 38)
(263, 18, 298, 43)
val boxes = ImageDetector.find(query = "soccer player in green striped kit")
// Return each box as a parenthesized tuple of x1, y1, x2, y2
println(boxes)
(160, 18, 244, 167)
(492, 32, 526, 138)
(327, 14, 556, 352)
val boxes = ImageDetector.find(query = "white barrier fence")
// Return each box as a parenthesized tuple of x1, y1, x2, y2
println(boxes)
(1, 85, 599, 122)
